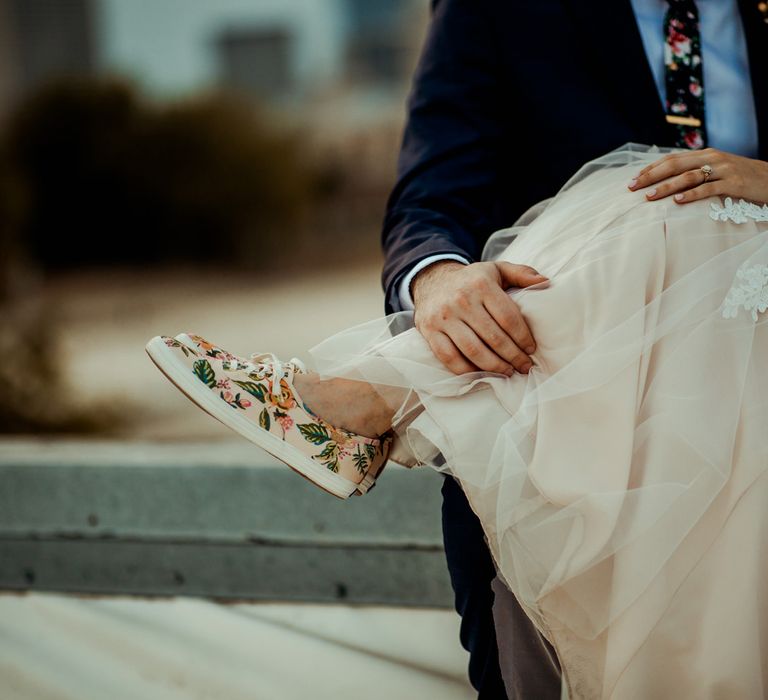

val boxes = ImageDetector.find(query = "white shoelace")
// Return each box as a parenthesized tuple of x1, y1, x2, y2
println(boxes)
(227, 352, 307, 400)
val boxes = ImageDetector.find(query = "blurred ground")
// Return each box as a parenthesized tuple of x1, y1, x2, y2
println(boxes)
(42, 261, 384, 440)
(1, 593, 473, 700)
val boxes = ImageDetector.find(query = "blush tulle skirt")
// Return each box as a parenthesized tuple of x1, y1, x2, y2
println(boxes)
(311, 145, 768, 699)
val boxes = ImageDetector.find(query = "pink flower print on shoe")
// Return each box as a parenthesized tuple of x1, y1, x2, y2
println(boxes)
(146, 336, 391, 499)
(174, 333, 240, 363)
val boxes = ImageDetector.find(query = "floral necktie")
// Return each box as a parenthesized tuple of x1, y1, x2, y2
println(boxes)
(664, 0, 707, 150)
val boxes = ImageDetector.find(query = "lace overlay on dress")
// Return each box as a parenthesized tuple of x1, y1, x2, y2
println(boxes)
(722, 262, 768, 321)
(710, 197, 768, 224)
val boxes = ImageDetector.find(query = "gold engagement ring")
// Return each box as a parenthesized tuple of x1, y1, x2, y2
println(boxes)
(700, 164, 713, 182)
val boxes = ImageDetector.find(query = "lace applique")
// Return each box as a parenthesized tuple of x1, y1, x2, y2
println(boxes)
(710, 197, 768, 224)
(722, 262, 768, 321)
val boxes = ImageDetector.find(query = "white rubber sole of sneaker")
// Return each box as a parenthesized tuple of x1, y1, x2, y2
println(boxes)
(145, 336, 357, 499)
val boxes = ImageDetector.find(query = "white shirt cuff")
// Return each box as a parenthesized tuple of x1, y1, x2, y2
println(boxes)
(397, 254, 471, 311)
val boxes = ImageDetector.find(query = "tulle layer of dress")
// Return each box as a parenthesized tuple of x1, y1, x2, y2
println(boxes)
(310, 145, 768, 698)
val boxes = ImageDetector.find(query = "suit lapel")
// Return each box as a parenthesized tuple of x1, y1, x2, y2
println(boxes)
(737, 0, 768, 158)
(564, 0, 677, 146)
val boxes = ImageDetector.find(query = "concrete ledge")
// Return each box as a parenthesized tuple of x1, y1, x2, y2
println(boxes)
(0, 439, 454, 607)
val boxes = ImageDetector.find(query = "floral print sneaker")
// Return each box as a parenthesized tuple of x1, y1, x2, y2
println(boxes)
(145, 335, 391, 499)
(174, 333, 240, 364)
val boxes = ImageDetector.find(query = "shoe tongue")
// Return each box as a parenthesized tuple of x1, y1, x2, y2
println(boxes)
(289, 359, 307, 375)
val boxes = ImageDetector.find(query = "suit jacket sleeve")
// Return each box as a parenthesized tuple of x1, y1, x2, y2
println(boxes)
(381, 0, 511, 313)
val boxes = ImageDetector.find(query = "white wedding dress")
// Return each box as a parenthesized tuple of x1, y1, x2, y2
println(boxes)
(311, 145, 768, 699)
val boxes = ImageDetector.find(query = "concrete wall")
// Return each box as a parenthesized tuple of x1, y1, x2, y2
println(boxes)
(0, 439, 455, 607)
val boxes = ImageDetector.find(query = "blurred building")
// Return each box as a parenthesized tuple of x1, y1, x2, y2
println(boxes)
(0, 0, 428, 110)
(216, 26, 295, 101)
(0, 0, 430, 252)
(344, 0, 419, 87)
(0, 0, 97, 120)
(97, 0, 427, 104)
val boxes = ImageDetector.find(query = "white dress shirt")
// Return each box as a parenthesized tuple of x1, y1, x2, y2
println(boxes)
(398, 0, 759, 310)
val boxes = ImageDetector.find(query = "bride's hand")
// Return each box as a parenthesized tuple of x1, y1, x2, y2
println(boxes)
(628, 148, 768, 205)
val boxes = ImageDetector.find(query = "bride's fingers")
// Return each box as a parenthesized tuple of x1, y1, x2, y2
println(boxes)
(637, 149, 712, 176)
(636, 151, 702, 176)
(643, 167, 715, 200)
(645, 165, 729, 201)
(630, 149, 720, 189)
(671, 181, 722, 204)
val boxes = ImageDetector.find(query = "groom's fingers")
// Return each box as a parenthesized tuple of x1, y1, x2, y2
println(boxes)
(424, 306, 531, 375)
(446, 321, 517, 376)
(484, 288, 537, 356)
(412, 260, 544, 375)
(471, 307, 533, 373)
(495, 261, 549, 290)
(427, 330, 477, 375)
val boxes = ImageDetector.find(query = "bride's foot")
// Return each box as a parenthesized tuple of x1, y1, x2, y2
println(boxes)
(292, 373, 395, 439)
(173, 332, 395, 437)
(146, 333, 393, 499)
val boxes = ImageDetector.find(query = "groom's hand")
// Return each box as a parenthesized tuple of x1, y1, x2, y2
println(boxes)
(411, 260, 548, 376)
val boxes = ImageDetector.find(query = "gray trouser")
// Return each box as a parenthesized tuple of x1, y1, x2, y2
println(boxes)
(491, 577, 562, 699)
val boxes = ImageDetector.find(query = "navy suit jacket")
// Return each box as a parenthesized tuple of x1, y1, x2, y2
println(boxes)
(382, 0, 768, 314)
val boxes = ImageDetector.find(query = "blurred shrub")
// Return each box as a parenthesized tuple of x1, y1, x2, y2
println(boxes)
(0, 305, 110, 434)
(0, 78, 329, 433)
(1, 78, 319, 269)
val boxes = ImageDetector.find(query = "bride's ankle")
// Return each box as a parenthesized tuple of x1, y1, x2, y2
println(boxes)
(293, 373, 392, 438)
